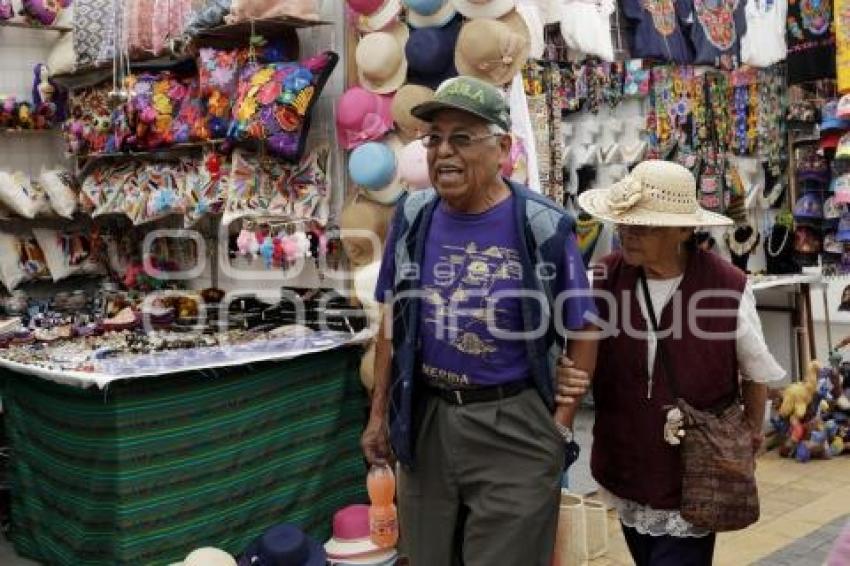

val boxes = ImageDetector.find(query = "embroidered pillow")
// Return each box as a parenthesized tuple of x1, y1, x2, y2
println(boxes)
(0, 171, 40, 218)
(0, 233, 50, 290)
(33, 228, 104, 282)
(39, 168, 78, 218)
(230, 51, 338, 161)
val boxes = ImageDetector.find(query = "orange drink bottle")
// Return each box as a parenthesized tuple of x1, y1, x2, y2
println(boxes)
(367, 463, 398, 548)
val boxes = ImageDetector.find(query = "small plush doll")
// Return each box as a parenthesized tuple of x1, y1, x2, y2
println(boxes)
(32, 63, 65, 126)
(17, 102, 33, 129)
(0, 95, 16, 128)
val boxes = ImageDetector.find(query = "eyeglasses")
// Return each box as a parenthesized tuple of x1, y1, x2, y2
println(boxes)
(418, 132, 500, 150)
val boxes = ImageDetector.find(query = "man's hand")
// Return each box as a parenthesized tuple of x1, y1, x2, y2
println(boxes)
(361, 415, 391, 465)
(556, 356, 591, 406)
(747, 420, 765, 455)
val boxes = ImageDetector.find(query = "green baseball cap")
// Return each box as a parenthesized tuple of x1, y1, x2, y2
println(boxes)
(410, 76, 512, 132)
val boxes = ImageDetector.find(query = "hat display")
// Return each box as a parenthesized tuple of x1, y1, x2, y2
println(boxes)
(403, 0, 457, 27)
(173, 547, 237, 566)
(821, 130, 843, 151)
(793, 192, 824, 223)
(577, 160, 733, 227)
(391, 84, 434, 141)
(324, 505, 382, 559)
(454, 10, 531, 86)
(336, 87, 394, 150)
(405, 16, 461, 90)
(399, 139, 432, 190)
(797, 151, 831, 182)
(239, 524, 326, 566)
(794, 225, 822, 254)
(339, 197, 394, 267)
(838, 214, 850, 242)
(451, 0, 516, 19)
(348, 0, 385, 14)
(834, 175, 850, 204)
(837, 132, 850, 161)
(349, 135, 404, 204)
(824, 230, 843, 254)
(824, 196, 842, 225)
(356, 27, 409, 94)
(820, 99, 850, 132)
(412, 76, 512, 132)
(838, 94, 850, 120)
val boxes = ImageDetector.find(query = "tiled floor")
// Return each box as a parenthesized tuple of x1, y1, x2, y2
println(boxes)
(586, 452, 850, 565)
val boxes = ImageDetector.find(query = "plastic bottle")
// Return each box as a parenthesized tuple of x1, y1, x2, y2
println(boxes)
(367, 464, 398, 548)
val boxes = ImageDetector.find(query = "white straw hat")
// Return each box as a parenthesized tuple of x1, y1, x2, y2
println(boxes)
(577, 160, 733, 227)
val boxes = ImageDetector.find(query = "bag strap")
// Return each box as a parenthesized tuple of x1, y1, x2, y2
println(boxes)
(639, 268, 741, 408)
(638, 269, 680, 400)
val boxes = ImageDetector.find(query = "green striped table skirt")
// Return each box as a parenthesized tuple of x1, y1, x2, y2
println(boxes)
(0, 346, 368, 565)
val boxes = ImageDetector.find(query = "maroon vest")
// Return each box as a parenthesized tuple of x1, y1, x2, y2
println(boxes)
(590, 250, 746, 510)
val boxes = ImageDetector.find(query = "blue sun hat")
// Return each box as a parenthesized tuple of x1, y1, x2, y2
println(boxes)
(348, 135, 404, 204)
(403, 0, 457, 28)
(238, 524, 326, 566)
(405, 15, 461, 90)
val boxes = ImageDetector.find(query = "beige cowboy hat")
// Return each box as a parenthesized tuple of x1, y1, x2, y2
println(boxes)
(339, 196, 394, 268)
(451, 0, 516, 19)
(455, 9, 530, 86)
(356, 25, 410, 94)
(577, 160, 733, 227)
(391, 84, 434, 142)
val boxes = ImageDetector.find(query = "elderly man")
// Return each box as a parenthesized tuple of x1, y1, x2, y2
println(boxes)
(362, 76, 597, 566)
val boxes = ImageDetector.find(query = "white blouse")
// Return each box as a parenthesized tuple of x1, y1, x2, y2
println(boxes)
(558, 0, 616, 62)
(601, 277, 785, 538)
(740, 0, 788, 68)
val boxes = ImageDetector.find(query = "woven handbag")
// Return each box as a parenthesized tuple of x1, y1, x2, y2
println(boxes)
(640, 271, 760, 532)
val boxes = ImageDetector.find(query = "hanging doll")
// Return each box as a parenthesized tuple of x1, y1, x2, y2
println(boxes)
(0, 0, 12, 20)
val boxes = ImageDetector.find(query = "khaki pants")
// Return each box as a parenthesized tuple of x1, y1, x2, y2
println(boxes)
(398, 388, 564, 566)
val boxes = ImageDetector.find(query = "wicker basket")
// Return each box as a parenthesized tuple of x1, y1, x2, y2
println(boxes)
(584, 500, 609, 559)
(554, 490, 588, 566)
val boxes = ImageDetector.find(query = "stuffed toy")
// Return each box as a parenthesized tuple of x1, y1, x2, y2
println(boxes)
(0, 95, 16, 128)
(779, 360, 820, 425)
(0, 0, 13, 20)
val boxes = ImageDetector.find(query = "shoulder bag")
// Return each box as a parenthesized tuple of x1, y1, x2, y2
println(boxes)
(639, 270, 760, 532)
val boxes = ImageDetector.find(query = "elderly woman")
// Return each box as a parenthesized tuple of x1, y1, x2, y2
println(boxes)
(572, 160, 785, 565)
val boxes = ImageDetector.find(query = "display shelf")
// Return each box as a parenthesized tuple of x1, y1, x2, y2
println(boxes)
(190, 16, 332, 49)
(750, 273, 824, 292)
(0, 128, 58, 135)
(0, 20, 71, 33)
(52, 55, 197, 90)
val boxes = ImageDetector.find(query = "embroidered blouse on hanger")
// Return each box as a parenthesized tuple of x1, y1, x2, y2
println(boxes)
(741, 0, 788, 67)
(621, 0, 695, 63)
(681, 0, 748, 69)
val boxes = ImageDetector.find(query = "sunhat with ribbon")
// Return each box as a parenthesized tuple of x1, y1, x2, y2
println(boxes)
(451, 0, 516, 18)
(406, 16, 461, 90)
(324, 505, 382, 559)
(328, 550, 399, 565)
(356, 26, 410, 94)
(577, 160, 733, 227)
(455, 10, 531, 86)
(336, 87, 394, 150)
(348, 134, 405, 204)
(403, 0, 457, 27)
(391, 84, 434, 141)
(350, 0, 403, 32)
(171, 547, 236, 566)
(238, 524, 326, 566)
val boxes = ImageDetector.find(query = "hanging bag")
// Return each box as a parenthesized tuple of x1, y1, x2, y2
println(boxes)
(639, 270, 760, 532)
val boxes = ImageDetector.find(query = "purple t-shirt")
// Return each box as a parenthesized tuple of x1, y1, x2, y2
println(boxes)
(375, 196, 595, 388)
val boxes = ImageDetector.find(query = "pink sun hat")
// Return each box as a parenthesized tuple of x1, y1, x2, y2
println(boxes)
(323, 504, 382, 559)
(399, 139, 431, 190)
(347, 0, 384, 14)
(336, 87, 394, 150)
